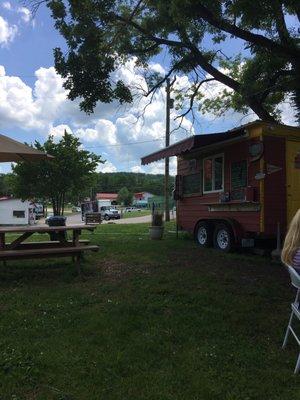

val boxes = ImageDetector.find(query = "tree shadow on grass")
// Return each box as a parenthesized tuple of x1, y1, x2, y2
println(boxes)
(0, 258, 96, 288)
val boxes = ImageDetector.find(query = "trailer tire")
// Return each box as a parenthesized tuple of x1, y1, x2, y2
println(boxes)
(213, 223, 234, 252)
(195, 221, 213, 248)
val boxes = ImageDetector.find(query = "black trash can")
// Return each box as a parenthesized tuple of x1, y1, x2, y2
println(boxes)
(46, 216, 67, 241)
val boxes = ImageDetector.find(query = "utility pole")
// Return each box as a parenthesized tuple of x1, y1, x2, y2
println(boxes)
(165, 77, 175, 222)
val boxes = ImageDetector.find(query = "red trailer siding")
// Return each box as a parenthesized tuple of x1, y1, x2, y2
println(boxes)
(263, 136, 286, 235)
(177, 139, 262, 237)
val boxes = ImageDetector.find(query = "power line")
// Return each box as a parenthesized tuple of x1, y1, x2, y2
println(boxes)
(84, 137, 165, 149)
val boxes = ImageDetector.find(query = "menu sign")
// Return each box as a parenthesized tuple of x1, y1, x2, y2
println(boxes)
(183, 173, 202, 195)
(231, 161, 247, 190)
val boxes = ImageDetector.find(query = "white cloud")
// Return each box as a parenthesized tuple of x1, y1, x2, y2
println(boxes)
(149, 62, 165, 75)
(0, 67, 39, 129)
(0, 59, 297, 175)
(146, 158, 177, 176)
(76, 119, 117, 144)
(279, 97, 297, 126)
(0, 15, 17, 45)
(2, 2, 11, 10)
(131, 165, 144, 173)
(17, 7, 31, 23)
(98, 161, 117, 173)
(49, 124, 73, 140)
(0, 61, 193, 148)
(1, 2, 34, 27)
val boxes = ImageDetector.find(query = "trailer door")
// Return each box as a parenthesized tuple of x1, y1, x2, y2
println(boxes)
(286, 140, 300, 224)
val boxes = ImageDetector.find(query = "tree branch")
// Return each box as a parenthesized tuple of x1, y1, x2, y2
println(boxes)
(116, 14, 277, 122)
(113, 14, 184, 49)
(175, 78, 215, 120)
(194, 3, 299, 61)
(272, 1, 291, 45)
(177, 28, 277, 122)
(144, 60, 183, 97)
(128, 0, 145, 21)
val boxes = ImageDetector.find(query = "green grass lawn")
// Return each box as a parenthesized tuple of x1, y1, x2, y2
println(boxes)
(0, 222, 299, 399)
(122, 210, 150, 218)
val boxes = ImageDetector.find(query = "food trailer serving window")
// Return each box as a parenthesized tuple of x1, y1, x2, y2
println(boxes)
(203, 154, 224, 193)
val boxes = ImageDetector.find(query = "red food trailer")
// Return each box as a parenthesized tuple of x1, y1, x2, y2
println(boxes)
(141, 121, 300, 251)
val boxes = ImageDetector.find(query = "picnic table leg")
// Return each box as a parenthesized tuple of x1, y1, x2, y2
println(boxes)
(0, 233, 5, 250)
(72, 229, 81, 246)
(0, 233, 6, 266)
(8, 232, 33, 250)
(72, 229, 81, 264)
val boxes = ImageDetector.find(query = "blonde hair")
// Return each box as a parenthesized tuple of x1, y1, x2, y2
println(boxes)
(282, 209, 300, 266)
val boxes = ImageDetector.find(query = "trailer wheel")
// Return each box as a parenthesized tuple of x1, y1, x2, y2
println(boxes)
(195, 221, 213, 248)
(213, 224, 234, 252)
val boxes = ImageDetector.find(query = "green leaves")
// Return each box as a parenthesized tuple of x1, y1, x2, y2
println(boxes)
(117, 186, 133, 206)
(11, 132, 103, 215)
(45, 0, 299, 123)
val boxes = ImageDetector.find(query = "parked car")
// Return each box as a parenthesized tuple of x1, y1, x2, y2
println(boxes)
(125, 207, 142, 212)
(72, 206, 81, 213)
(100, 206, 121, 221)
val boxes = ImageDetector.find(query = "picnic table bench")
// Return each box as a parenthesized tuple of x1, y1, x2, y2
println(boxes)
(0, 224, 99, 274)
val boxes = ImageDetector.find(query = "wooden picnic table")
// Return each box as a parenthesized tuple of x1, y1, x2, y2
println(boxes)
(0, 224, 99, 273)
(0, 224, 95, 250)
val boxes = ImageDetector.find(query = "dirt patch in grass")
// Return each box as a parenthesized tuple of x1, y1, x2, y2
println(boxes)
(99, 259, 152, 282)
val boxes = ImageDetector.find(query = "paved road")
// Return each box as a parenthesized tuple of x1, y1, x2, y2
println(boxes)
(39, 212, 175, 226)
(67, 213, 175, 225)
(66, 213, 153, 225)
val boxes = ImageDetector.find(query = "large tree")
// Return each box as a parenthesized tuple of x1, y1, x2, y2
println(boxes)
(117, 187, 133, 206)
(11, 132, 103, 215)
(0, 173, 14, 197)
(36, 0, 299, 123)
(95, 172, 174, 196)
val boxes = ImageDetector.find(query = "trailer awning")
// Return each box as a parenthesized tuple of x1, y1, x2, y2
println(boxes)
(141, 128, 247, 165)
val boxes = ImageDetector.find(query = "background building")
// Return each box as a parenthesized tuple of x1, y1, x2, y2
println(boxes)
(96, 193, 118, 207)
(0, 198, 34, 225)
(133, 192, 154, 207)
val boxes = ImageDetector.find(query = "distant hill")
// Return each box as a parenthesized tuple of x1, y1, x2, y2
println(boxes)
(95, 172, 175, 197)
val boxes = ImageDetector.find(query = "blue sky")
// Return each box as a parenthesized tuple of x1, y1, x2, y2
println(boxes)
(0, 1, 296, 175)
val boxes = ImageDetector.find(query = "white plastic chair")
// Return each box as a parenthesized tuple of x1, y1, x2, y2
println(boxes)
(282, 265, 300, 373)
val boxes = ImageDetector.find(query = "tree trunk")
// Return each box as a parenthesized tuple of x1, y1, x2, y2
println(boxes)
(55, 196, 60, 216)
(247, 98, 277, 123)
(62, 193, 65, 216)
(52, 199, 56, 216)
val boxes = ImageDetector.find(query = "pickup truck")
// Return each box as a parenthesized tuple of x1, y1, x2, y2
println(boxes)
(100, 206, 121, 221)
